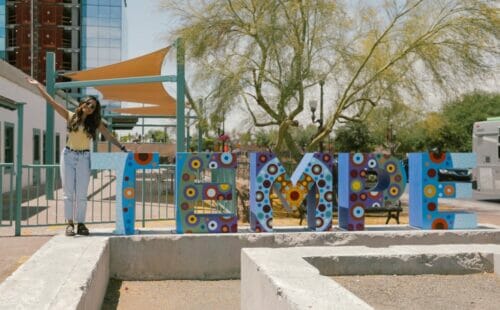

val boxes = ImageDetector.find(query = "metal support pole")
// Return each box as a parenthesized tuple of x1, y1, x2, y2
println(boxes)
(319, 80, 325, 153)
(176, 38, 186, 153)
(45, 52, 56, 199)
(108, 116, 113, 152)
(197, 99, 203, 152)
(15, 103, 25, 236)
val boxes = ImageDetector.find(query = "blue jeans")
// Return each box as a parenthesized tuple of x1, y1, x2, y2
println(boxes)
(60, 148, 91, 223)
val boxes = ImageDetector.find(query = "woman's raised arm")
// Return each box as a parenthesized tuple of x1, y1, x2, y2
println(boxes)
(27, 78, 69, 120)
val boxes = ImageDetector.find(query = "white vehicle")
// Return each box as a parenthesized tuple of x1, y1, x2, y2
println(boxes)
(473, 117, 500, 199)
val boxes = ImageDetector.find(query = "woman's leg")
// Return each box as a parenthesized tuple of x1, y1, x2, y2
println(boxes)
(61, 149, 76, 222)
(75, 152, 91, 224)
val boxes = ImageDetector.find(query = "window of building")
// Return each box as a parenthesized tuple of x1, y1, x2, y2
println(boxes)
(55, 133, 60, 164)
(4, 122, 14, 165)
(33, 129, 41, 163)
(43, 131, 46, 164)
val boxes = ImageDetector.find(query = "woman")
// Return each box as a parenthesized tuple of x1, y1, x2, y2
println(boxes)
(28, 78, 127, 236)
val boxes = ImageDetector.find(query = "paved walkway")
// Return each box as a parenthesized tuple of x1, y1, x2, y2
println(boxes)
(1, 197, 499, 284)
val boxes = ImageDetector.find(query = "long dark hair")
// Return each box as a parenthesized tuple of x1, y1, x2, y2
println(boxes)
(67, 95, 102, 140)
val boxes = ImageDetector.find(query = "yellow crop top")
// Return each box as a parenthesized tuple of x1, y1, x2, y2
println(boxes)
(66, 112, 92, 150)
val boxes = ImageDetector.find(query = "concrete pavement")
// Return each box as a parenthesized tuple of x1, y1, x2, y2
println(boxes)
(1, 197, 499, 285)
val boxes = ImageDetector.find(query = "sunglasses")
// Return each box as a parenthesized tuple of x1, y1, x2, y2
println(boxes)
(82, 100, 97, 110)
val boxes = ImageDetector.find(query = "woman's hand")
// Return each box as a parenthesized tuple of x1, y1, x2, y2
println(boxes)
(26, 77, 40, 86)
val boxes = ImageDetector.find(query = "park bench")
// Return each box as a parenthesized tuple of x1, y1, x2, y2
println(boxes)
(364, 200, 403, 224)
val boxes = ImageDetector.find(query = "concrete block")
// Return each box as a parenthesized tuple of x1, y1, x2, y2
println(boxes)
(0, 236, 109, 310)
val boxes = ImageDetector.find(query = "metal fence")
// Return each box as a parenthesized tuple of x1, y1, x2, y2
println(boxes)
(0, 163, 15, 227)
(0, 163, 176, 231)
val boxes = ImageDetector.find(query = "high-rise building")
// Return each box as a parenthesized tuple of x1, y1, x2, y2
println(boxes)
(0, 0, 125, 84)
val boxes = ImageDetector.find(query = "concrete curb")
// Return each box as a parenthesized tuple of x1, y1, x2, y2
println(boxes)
(241, 244, 500, 310)
(0, 235, 109, 310)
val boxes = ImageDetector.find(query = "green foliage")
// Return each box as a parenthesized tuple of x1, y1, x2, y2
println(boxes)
(333, 122, 375, 152)
(145, 129, 170, 143)
(437, 92, 500, 151)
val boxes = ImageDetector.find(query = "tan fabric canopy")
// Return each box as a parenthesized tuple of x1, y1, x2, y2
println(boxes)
(64, 47, 176, 116)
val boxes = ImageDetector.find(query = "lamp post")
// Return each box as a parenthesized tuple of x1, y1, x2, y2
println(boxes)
(309, 80, 325, 152)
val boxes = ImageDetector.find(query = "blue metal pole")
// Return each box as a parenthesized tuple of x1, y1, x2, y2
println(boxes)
(45, 52, 56, 199)
(176, 38, 186, 153)
(197, 99, 203, 152)
(54, 75, 177, 89)
(15, 103, 25, 236)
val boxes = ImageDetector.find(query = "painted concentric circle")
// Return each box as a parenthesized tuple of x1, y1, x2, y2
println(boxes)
(266, 218, 273, 229)
(189, 157, 203, 170)
(256, 191, 264, 202)
(187, 214, 199, 225)
(444, 185, 455, 196)
(427, 202, 436, 211)
(208, 161, 218, 169)
(185, 186, 198, 199)
(352, 153, 364, 165)
(124, 187, 135, 199)
(351, 180, 363, 192)
(220, 153, 234, 165)
(316, 217, 324, 228)
(429, 152, 446, 163)
(368, 159, 377, 168)
(267, 164, 279, 175)
(207, 220, 219, 231)
(134, 153, 153, 165)
(388, 185, 400, 197)
(385, 163, 396, 174)
(311, 164, 322, 175)
(324, 191, 334, 202)
(424, 185, 437, 198)
(205, 186, 217, 199)
(432, 218, 448, 229)
(351, 205, 365, 219)
(427, 169, 437, 178)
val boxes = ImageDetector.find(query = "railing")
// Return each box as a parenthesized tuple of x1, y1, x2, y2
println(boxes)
(0, 163, 15, 227)
(0, 163, 176, 230)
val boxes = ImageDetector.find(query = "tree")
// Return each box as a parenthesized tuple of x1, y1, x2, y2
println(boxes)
(333, 122, 375, 153)
(145, 129, 170, 143)
(438, 92, 500, 151)
(162, 0, 499, 160)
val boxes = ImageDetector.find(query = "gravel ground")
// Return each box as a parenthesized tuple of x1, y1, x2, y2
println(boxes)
(102, 279, 240, 310)
(333, 273, 500, 310)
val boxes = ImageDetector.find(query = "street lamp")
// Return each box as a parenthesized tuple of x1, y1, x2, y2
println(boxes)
(309, 80, 325, 152)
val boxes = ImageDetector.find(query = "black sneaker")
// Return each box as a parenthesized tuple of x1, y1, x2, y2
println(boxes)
(65, 224, 75, 236)
(77, 223, 90, 236)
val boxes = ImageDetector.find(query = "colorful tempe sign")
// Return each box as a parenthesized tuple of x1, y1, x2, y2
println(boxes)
(338, 153, 407, 231)
(249, 152, 334, 232)
(175, 152, 238, 233)
(91, 152, 159, 235)
(409, 152, 477, 229)
(92, 151, 476, 234)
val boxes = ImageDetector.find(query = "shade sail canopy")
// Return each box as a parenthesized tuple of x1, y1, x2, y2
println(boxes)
(64, 47, 176, 116)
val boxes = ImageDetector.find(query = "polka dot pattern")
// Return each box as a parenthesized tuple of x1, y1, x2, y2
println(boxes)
(176, 152, 238, 234)
(408, 151, 477, 230)
(250, 152, 334, 232)
(339, 153, 407, 231)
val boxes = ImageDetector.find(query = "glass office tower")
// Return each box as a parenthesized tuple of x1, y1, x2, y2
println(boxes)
(0, 0, 5, 59)
(1, 0, 125, 84)
(81, 0, 125, 112)
(81, 0, 123, 69)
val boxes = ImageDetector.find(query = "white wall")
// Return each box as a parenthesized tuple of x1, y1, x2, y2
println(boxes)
(0, 76, 68, 192)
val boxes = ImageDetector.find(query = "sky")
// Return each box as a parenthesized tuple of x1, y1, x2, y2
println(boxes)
(124, 0, 172, 59)
(122, 0, 185, 136)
